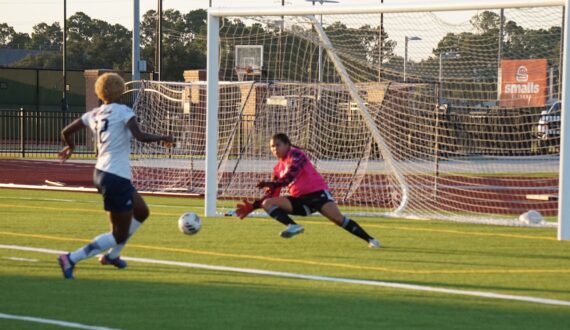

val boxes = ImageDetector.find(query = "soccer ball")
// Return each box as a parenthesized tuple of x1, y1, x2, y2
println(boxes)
(519, 210, 544, 225)
(178, 212, 201, 235)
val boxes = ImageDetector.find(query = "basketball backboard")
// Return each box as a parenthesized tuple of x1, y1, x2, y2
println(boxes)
(235, 45, 263, 75)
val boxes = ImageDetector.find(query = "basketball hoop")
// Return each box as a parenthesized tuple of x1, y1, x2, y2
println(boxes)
(235, 66, 254, 81)
(235, 67, 246, 81)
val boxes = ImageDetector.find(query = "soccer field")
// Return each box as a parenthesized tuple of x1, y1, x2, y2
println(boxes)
(1, 188, 569, 329)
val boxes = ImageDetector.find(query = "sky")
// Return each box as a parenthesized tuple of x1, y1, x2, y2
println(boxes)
(1, 0, 471, 35)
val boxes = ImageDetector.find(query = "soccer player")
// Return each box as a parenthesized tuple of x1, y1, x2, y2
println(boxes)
(57, 73, 174, 279)
(235, 133, 380, 248)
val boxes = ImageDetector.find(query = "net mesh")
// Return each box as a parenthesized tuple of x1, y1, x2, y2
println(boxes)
(132, 6, 562, 226)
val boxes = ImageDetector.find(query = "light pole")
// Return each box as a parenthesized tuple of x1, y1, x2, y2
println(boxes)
(133, 0, 140, 81)
(378, 0, 384, 82)
(438, 51, 459, 103)
(404, 36, 421, 82)
(155, 0, 163, 81)
(62, 0, 67, 111)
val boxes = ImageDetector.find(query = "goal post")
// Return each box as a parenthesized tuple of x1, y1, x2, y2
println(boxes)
(559, 2, 570, 240)
(205, 13, 219, 217)
(151, 0, 570, 237)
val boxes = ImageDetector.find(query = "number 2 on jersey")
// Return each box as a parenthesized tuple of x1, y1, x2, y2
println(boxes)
(96, 118, 109, 144)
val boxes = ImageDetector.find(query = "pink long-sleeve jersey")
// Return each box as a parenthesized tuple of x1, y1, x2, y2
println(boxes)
(272, 147, 329, 197)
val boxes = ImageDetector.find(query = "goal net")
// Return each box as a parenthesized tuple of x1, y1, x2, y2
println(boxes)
(132, 1, 564, 227)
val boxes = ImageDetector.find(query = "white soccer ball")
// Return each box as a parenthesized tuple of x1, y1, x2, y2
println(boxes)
(519, 210, 544, 225)
(178, 212, 201, 235)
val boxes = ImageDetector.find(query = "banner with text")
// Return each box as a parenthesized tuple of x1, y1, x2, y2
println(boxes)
(499, 59, 547, 107)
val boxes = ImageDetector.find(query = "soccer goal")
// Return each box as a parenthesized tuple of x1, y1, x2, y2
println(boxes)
(132, 0, 570, 237)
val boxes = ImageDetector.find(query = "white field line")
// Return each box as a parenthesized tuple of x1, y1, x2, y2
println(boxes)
(0, 312, 121, 330)
(2, 244, 570, 307)
(0, 195, 193, 210)
(3, 257, 37, 262)
(0, 183, 201, 198)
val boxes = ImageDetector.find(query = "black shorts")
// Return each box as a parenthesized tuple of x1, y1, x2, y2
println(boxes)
(287, 190, 334, 216)
(93, 169, 135, 212)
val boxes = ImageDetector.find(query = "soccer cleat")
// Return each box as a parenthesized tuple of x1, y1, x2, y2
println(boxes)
(58, 254, 75, 279)
(368, 238, 380, 249)
(280, 224, 304, 238)
(99, 254, 127, 269)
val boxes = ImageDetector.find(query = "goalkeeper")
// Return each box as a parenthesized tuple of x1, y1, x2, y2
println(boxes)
(235, 133, 380, 248)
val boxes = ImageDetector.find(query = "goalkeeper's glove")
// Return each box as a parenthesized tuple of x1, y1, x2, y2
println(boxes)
(235, 200, 255, 219)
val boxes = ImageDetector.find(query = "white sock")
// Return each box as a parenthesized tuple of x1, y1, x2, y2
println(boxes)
(69, 232, 117, 264)
(106, 218, 142, 259)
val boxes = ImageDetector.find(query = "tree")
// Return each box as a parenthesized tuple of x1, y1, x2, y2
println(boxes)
(0, 23, 14, 45)
(0, 23, 31, 48)
(430, 11, 502, 81)
(8, 12, 132, 70)
(7, 22, 62, 69)
(9, 32, 31, 49)
(67, 13, 131, 70)
(427, 10, 562, 83)
(503, 22, 561, 64)
(140, 9, 207, 81)
(29, 22, 62, 50)
(470, 11, 500, 34)
(184, 9, 207, 39)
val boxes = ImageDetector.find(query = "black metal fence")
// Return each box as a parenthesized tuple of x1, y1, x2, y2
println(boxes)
(0, 105, 559, 160)
(0, 108, 93, 158)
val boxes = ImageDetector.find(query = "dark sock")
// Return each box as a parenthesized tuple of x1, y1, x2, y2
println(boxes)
(67, 253, 76, 266)
(268, 206, 296, 226)
(340, 217, 373, 242)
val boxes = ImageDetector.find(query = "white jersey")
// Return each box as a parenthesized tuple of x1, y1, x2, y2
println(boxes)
(81, 103, 135, 180)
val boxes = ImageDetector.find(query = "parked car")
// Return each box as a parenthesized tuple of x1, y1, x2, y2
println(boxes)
(536, 101, 561, 140)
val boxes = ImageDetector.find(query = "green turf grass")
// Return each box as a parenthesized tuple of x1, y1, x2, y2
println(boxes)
(1, 188, 569, 329)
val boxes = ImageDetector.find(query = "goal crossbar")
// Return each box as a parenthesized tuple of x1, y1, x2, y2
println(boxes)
(208, 0, 564, 17)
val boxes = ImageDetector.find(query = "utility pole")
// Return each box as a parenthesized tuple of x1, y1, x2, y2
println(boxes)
(379, 0, 384, 82)
(497, 8, 504, 100)
(62, 0, 68, 111)
(155, 0, 163, 80)
(133, 0, 141, 81)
